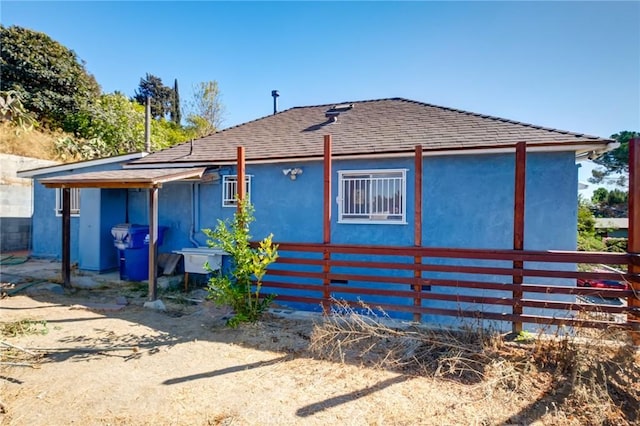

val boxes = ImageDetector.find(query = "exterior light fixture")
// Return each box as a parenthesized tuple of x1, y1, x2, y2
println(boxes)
(282, 168, 303, 180)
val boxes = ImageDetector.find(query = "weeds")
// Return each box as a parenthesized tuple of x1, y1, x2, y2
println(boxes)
(0, 319, 48, 338)
(1, 319, 48, 367)
(309, 299, 640, 425)
(123, 280, 148, 298)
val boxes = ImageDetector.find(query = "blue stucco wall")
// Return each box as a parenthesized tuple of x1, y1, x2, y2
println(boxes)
(126, 151, 578, 329)
(30, 162, 130, 266)
(30, 150, 578, 330)
(121, 152, 568, 251)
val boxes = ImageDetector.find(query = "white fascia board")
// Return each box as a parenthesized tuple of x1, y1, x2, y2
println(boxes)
(123, 161, 215, 169)
(122, 142, 610, 168)
(17, 152, 148, 178)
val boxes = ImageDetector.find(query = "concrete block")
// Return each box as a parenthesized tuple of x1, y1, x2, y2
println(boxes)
(71, 276, 102, 289)
(157, 275, 182, 290)
(144, 299, 166, 311)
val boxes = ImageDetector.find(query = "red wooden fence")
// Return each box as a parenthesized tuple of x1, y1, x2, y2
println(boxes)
(260, 243, 639, 331)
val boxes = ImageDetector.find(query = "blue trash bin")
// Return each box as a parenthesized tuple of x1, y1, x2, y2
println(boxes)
(124, 247, 150, 281)
(111, 224, 168, 281)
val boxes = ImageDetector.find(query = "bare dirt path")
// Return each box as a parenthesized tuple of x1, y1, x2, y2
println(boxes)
(0, 286, 547, 426)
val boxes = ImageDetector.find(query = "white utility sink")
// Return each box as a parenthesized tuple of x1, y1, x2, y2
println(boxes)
(174, 248, 227, 274)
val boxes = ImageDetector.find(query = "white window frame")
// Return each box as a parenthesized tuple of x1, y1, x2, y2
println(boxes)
(338, 169, 407, 224)
(55, 188, 81, 216)
(222, 175, 252, 207)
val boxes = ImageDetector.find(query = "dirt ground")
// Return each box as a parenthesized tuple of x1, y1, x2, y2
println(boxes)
(1, 260, 638, 425)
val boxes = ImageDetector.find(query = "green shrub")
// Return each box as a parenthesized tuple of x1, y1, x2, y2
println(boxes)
(203, 199, 278, 327)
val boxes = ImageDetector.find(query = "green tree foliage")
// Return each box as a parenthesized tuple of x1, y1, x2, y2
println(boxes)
(0, 25, 100, 129)
(577, 197, 605, 251)
(69, 93, 145, 155)
(187, 81, 224, 137)
(203, 199, 278, 327)
(590, 131, 638, 185)
(590, 187, 628, 218)
(59, 92, 195, 159)
(151, 119, 192, 151)
(171, 79, 181, 125)
(133, 74, 174, 119)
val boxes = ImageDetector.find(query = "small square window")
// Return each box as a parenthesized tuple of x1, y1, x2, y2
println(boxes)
(222, 175, 252, 207)
(55, 188, 80, 216)
(338, 169, 406, 224)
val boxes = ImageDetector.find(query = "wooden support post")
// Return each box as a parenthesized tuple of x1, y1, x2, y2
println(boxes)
(148, 186, 158, 301)
(61, 187, 71, 288)
(512, 142, 526, 333)
(628, 137, 640, 342)
(237, 146, 245, 212)
(413, 145, 423, 322)
(323, 135, 332, 313)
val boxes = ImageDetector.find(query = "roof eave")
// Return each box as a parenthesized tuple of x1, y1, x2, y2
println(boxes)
(124, 140, 613, 169)
(17, 152, 148, 178)
(38, 167, 207, 189)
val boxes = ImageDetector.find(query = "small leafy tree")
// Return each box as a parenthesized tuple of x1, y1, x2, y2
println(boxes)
(203, 199, 278, 327)
(186, 80, 225, 137)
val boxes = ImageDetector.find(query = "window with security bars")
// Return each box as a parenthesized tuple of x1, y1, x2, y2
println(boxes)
(222, 175, 252, 207)
(55, 188, 81, 216)
(338, 169, 407, 224)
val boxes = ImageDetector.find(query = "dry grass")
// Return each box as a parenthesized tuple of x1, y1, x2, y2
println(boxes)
(0, 319, 48, 339)
(309, 299, 640, 425)
(1, 319, 47, 370)
(0, 122, 64, 161)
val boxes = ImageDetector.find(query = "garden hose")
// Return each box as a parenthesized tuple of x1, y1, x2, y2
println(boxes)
(0, 255, 30, 265)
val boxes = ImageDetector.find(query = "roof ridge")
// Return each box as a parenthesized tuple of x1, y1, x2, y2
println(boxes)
(209, 98, 403, 137)
(395, 98, 602, 139)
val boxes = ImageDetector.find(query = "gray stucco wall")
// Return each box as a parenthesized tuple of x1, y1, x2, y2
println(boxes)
(0, 154, 58, 252)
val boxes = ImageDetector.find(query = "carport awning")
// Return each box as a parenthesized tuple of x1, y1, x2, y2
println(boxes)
(39, 167, 207, 189)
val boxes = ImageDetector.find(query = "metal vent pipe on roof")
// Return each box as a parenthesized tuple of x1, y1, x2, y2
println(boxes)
(271, 90, 279, 115)
(145, 96, 151, 152)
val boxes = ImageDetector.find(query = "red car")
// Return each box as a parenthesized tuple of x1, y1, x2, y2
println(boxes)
(577, 278, 628, 291)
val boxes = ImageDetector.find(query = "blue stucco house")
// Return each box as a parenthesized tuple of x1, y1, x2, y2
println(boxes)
(17, 98, 617, 324)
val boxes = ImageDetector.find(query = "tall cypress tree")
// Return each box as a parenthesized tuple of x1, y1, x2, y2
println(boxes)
(133, 73, 173, 119)
(172, 78, 181, 125)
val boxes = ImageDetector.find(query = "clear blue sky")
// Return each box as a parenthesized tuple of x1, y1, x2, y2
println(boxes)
(2, 1, 639, 192)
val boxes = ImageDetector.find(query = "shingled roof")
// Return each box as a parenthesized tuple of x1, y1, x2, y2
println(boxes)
(130, 98, 611, 166)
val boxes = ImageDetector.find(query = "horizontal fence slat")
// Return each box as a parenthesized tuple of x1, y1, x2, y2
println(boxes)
(521, 299, 631, 314)
(266, 270, 417, 285)
(268, 242, 635, 265)
(263, 293, 322, 306)
(421, 278, 635, 298)
(270, 255, 636, 282)
(261, 280, 324, 293)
